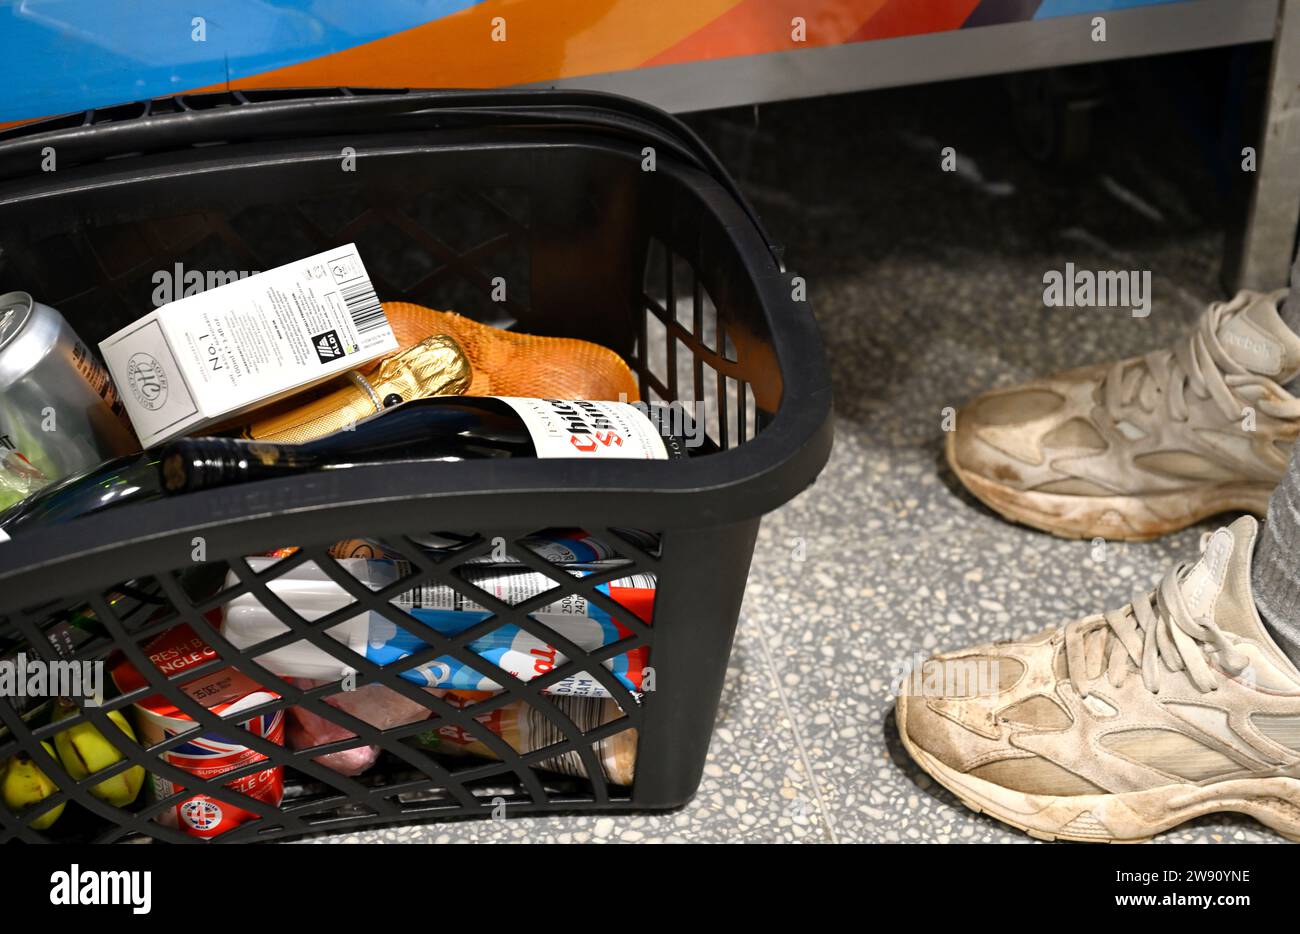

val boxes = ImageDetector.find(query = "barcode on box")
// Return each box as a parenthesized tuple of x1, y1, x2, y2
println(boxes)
(341, 281, 385, 335)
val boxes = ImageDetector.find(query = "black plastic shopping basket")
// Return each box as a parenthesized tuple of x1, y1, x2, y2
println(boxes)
(0, 88, 833, 842)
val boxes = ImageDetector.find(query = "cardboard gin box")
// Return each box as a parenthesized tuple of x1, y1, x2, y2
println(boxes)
(101, 244, 397, 447)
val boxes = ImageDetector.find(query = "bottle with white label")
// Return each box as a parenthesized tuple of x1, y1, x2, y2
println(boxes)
(159, 397, 688, 493)
(0, 399, 685, 539)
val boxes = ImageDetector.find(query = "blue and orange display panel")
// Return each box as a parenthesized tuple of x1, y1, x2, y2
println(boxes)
(0, 0, 1191, 124)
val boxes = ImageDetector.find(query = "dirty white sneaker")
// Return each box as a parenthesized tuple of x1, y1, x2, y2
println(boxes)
(948, 290, 1300, 540)
(897, 515, 1300, 842)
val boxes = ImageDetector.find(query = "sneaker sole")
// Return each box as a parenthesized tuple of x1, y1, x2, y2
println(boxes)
(945, 432, 1273, 541)
(897, 692, 1300, 842)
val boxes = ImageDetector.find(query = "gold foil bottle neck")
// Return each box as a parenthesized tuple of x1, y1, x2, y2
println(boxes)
(370, 334, 472, 405)
(242, 334, 472, 443)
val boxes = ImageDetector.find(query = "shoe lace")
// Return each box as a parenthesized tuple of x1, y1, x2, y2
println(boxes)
(1100, 291, 1300, 424)
(1064, 559, 1249, 697)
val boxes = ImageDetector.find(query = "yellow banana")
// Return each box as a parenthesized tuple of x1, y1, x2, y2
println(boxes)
(52, 699, 144, 807)
(3, 741, 65, 829)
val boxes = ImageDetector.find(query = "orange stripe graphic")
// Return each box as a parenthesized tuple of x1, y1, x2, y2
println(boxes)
(847, 0, 982, 41)
(217, 0, 745, 93)
(643, 0, 889, 68)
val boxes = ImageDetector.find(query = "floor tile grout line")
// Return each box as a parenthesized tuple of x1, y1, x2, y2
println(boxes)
(744, 609, 840, 843)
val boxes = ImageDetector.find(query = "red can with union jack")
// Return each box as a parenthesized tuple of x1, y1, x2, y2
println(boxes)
(111, 623, 285, 839)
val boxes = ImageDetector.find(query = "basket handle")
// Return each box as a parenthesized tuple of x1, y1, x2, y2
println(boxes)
(0, 87, 786, 271)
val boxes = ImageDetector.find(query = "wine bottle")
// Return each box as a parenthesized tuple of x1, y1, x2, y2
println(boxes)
(0, 453, 162, 540)
(0, 398, 687, 538)
(161, 397, 688, 493)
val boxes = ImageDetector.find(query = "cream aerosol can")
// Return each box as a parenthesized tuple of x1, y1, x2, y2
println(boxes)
(0, 292, 139, 509)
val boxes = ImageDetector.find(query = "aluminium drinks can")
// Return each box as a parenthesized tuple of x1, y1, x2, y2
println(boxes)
(0, 292, 139, 508)
(110, 622, 286, 839)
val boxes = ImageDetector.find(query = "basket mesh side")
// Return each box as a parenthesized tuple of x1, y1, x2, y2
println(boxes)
(636, 238, 760, 451)
(0, 527, 658, 842)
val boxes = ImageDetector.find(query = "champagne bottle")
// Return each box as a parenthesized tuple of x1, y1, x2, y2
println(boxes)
(0, 398, 688, 537)
(161, 397, 688, 493)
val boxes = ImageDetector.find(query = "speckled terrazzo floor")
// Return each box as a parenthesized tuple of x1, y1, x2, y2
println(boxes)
(300, 51, 1294, 843)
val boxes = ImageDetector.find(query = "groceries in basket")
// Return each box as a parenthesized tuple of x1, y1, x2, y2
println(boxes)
(161, 397, 687, 493)
(0, 398, 685, 538)
(0, 241, 692, 540)
(0, 240, 678, 827)
(99, 245, 400, 447)
(413, 690, 636, 786)
(283, 677, 437, 777)
(51, 698, 146, 807)
(281, 679, 636, 786)
(271, 526, 652, 783)
(0, 337, 468, 536)
(0, 291, 140, 510)
(2, 741, 64, 829)
(0, 448, 47, 512)
(381, 302, 640, 401)
(109, 623, 285, 839)
(220, 334, 471, 442)
(222, 558, 653, 697)
(0, 452, 163, 537)
(2, 699, 150, 832)
(0, 581, 168, 725)
(216, 303, 638, 446)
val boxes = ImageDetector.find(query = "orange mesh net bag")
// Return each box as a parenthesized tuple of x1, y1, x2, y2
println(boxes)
(378, 302, 640, 402)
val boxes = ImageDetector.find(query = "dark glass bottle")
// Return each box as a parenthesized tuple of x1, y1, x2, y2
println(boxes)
(0, 453, 162, 536)
(162, 397, 687, 493)
(0, 398, 688, 535)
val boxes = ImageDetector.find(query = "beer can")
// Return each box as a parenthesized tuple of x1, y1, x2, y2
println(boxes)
(0, 292, 138, 506)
